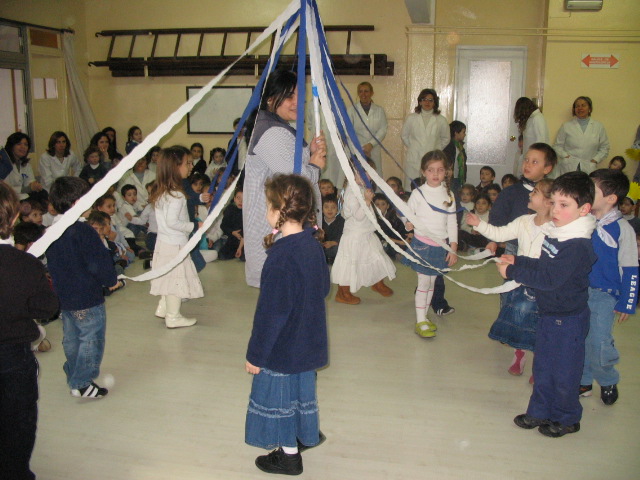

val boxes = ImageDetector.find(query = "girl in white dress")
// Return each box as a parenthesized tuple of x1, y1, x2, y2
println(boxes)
(331, 160, 396, 304)
(149, 146, 204, 328)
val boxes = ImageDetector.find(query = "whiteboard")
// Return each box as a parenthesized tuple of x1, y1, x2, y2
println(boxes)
(186, 86, 253, 134)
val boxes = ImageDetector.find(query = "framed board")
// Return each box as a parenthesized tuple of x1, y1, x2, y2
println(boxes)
(186, 86, 253, 134)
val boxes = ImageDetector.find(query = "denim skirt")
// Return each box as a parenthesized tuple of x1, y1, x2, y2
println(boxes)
(245, 369, 320, 450)
(488, 285, 539, 351)
(401, 237, 447, 276)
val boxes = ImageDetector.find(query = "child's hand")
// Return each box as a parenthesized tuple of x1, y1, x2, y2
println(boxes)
(616, 311, 630, 324)
(364, 189, 374, 204)
(232, 229, 242, 240)
(405, 222, 414, 231)
(486, 242, 498, 254)
(323, 241, 337, 248)
(235, 246, 243, 258)
(497, 262, 509, 279)
(208, 239, 214, 248)
(197, 222, 203, 229)
(88, 178, 95, 184)
(466, 212, 480, 227)
(446, 251, 458, 266)
(201, 193, 212, 203)
(246, 361, 260, 375)
(499, 254, 515, 265)
(125, 212, 133, 221)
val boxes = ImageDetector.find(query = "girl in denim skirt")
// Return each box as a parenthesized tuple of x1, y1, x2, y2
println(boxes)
(402, 150, 458, 338)
(245, 174, 330, 476)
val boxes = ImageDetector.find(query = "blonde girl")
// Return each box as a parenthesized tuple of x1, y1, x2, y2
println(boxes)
(149, 146, 203, 328)
(403, 150, 458, 338)
(466, 178, 554, 378)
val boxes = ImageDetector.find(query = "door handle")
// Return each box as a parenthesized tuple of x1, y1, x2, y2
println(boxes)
(510, 136, 516, 142)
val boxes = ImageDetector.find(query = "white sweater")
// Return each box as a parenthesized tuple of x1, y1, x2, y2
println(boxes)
(407, 183, 458, 243)
(475, 214, 546, 258)
(155, 191, 194, 246)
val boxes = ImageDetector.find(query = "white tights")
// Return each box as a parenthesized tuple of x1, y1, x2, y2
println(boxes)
(415, 273, 436, 324)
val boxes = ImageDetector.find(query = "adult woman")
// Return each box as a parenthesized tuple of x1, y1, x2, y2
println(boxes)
(401, 89, 450, 189)
(89, 132, 115, 169)
(119, 156, 156, 206)
(39, 131, 82, 191)
(513, 97, 549, 176)
(347, 82, 388, 176)
(553, 96, 610, 176)
(243, 69, 326, 288)
(2, 133, 45, 201)
(102, 126, 123, 160)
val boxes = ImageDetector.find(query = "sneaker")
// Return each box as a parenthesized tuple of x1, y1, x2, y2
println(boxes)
(414, 321, 437, 338)
(255, 447, 303, 475)
(435, 306, 455, 316)
(579, 384, 593, 397)
(601, 384, 618, 405)
(538, 421, 580, 438)
(513, 414, 547, 430)
(70, 382, 108, 399)
(297, 431, 326, 453)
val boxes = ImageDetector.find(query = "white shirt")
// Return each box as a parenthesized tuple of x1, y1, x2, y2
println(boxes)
(407, 183, 457, 243)
(553, 117, 610, 175)
(155, 191, 194, 246)
(38, 151, 82, 191)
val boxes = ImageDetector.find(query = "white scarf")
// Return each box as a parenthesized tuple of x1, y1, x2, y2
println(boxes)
(541, 214, 596, 242)
(595, 208, 622, 248)
(0, 237, 15, 246)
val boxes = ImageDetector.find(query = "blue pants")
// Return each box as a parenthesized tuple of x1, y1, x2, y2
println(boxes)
(0, 343, 38, 480)
(581, 288, 620, 387)
(61, 304, 106, 390)
(527, 308, 589, 426)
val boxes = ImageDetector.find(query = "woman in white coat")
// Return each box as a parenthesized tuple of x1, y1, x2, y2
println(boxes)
(39, 131, 81, 191)
(513, 97, 549, 176)
(553, 96, 610, 176)
(401, 89, 449, 190)
(347, 82, 388, 177)
(118, 156, 156, 207)
(2, 132, 45, 202)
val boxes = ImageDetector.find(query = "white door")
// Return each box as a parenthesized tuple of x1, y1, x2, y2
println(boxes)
(455, 46, 526, 185)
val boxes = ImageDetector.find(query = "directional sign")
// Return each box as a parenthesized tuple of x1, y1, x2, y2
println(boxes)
(581, 53, 620, 69)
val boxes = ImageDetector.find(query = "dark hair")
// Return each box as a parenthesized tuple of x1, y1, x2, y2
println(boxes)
(260, 70, 297, 113)
(190, 143, 204, 155)
(513, 97, 538, 133)
(102, 127, 120, 159)
(233, 117, 241, 128)
(609, 156, 626, 170)
(263, 174, 317, 248)
(475, 192, 493, 208)
(49, 176, 90, 214)
(373, 193, 390, 204)
(552, 171, 594, 208)
(414, 88, 440, 114)
(501, 174, 518, 186)
(322, 193, 339, 206)
(480, 166, 496, 177)
(572, 96, 592, 117)
(0, 180, 19, 239)
(528, 142, 558, 169)
(121, 184, 137, 197)
(145, 145, 161, 162)
(87, 210, 110, 226)
(83, 146, 101, 163)
(13, 221, 45, 246)
(94, 193, 116, 210)
(46, 131, 71, 157)
(127, 126, 141, 141)
(460, 183, 477, 198)
(589, 168, 630, 206)
(19, 198, 44, 220)
(4, 132, 31, 166)
(90, 131, 109, 147)
(449, 120, 466, 138)
(209, 147, 227, 164)
(484, 183, 502, 195)
(189, 172, 209, 185)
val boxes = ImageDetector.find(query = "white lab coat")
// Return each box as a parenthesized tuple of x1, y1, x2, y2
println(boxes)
(118, 169, 156, 206)
(347, 102, 388, 176)
(5, 162, 36, 198)
(38, 152, 82, 191)
(515, 109, 550, 177)
(401, 111, 449, 189)
(553, 117, 610, 176)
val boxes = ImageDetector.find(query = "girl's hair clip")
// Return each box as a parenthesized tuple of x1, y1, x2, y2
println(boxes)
(272, 228, 279, 235)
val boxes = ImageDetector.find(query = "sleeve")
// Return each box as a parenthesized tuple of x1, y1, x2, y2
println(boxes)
(506, 242, 579, 291)
(21, 164, 36, 193)
(401, 115, 412, 148)
(220, 206, 235, 235)
(553, 124, 568, 159)
(437, 116, 451, 150)
(165, 195, 194, 234)
(70, 152, 82, 177)
(488, 188, 512, 227)
(246, 264, 294, 367)
(373, 106, 388, 143)
(26, 262, 59, 319)
(531, 113, 550, 144)
(615, 222, 639, 313)
(476, 216, 523, 242)
(39, 154, 54, 191)
(593, 123, 610, 163)
(80, 225, 119, 287)
(342, 187, 368, 222)
(447, 202, 458, 243)
(79, 165, 90, 182)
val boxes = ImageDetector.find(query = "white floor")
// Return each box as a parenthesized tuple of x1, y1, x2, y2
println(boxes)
(31, 257, 640, 479)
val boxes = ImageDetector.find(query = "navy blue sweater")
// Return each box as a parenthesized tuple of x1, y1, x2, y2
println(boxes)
(46, 221, 118, 311)
(506, 236, 596, 316)
(246, 228, 330, 374)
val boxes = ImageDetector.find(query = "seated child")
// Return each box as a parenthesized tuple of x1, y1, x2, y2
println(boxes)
(94, 193, 136, 262)
(373, 193, 409, 259)
(125, 125, 142, 154)
(476, 166, 496, 193)
(459, 193, 496, 253)
(79, 146, 108, 186)
(484, 183, 502, 204)
(619, 196, 640, 234)
(134, 181, 159, 252)
(87, 212, 127, 296)
(608, 156, 626, 171)
(18, 199, 44, 225)
(219, 188, 244, 260)
(319, 178, 337, 198)
(118, 184, 147, 237)
(321, 194, 344, 264)
(499, 171, 597, 438)
(205, 147, 227, 180)
(501, 174, 518, 189)
(190, 143, 207, 175)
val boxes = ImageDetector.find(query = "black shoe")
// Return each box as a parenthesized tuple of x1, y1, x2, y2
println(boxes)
(435, 306, 455, 316)
(255, 448, 302, 476)
(143, 259, 152, 270)
(579, 384, 593, 397)
(138, 250, 153, 260)
(601, 384, 618, 405)
(297, 431, 326, 453)
(514, 414, 547, 430)
(70, 382, 108, 399)
(538, 421, 580, 438)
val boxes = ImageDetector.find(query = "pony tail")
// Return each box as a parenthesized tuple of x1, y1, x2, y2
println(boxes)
(263, 209, 287, 249)
(443, 174, 454, 208)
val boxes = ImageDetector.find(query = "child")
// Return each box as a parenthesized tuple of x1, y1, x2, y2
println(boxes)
(149, 146, 204, 328)
(0, 180, 58, 479)
(443, 120, 467, 192)
(219, 188, 244, 260)
(87, 211, 129, 278)
(619, 196, 640, 234)
(46, 176, 119, 399)
(386, 176, 404, 197)
(18, 199, 44, 225)
(205, 147, 227, 180)
(245, 174, 329, 476)
(459, 184, 476, 212)
(459, 193, 493, 253)
(498, 171, 596, 438)
(331, 160, 396, 305)
(190, 142, 206, 175)
(501, 173, 518, 189)
(136, 181, 158, 252)
(476, 166, 496, 193)
(402, 150, 458, 338)
(373, 192, 409, 259)
(484, 183, 501, 204)
(146, 146, 162, 173)
(467, 178, 553, 377)
(94, 193, 137, 260)
(580, 169, 638, 405)
(608, 156, 626, 171)
(125, 125, 142, 154)
(79, 146, 108, 186)
(321, 194, 344, 264)
(119, 184, 147, 238)
(318, 178, 337, 198)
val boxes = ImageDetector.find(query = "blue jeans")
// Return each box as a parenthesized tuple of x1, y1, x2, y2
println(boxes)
(61, 304, 106, 390)
(0, 343, 38, 480)
(581, 288, 619, 387)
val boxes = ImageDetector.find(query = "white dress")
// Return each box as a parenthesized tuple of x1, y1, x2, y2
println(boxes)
(331, 185, 396, 292)
(150, 191, 203, 299)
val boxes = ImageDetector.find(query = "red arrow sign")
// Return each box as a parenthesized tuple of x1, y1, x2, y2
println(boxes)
(582, 54, 619, 68)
